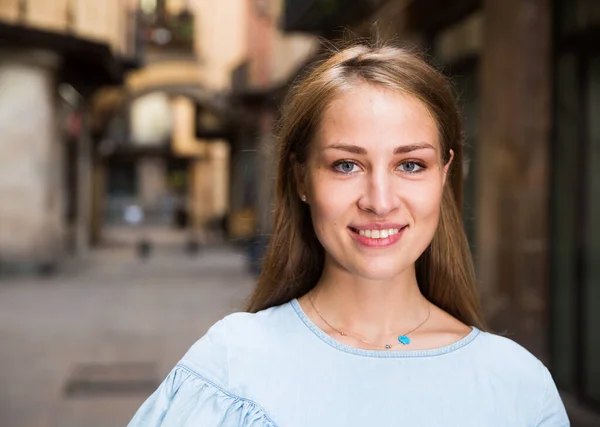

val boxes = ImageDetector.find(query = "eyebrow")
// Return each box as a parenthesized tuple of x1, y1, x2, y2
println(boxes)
(323, 143, 436, 155)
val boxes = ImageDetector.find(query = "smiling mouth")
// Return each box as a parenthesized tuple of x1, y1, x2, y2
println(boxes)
(348, 226, 408, 239)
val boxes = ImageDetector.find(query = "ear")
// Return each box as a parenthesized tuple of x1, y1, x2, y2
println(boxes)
(442, 149, 454, 186)
(291, 153, 308, 200)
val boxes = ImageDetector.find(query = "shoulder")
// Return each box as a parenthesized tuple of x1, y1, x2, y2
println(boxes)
(474, 331, 543, 365)
(469, 331, 569, 425)
(128, 307, 286, 427)
(178, 302, 293, 389)
(469, 330, 550, 389)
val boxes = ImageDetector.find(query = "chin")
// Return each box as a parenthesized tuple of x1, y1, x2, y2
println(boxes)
(348, 257, 412, 281)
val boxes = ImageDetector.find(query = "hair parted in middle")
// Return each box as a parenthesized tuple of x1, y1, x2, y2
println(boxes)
(246, 38, 486, 331)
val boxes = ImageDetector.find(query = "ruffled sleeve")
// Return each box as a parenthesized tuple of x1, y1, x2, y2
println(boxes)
(127, 366, 276, 427)
(128, 319, 277, 427)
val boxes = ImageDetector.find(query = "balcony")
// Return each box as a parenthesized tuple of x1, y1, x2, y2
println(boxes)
(141, 9, 195, 58)
(0, 1, 145, 86)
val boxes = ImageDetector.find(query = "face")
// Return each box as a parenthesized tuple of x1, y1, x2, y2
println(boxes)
(297, 82, 453, 281)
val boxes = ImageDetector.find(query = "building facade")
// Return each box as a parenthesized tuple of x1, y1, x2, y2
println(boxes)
(0, 0, 141, 273)
(91, 0, 241, 244)
(90, 0, 315, 247)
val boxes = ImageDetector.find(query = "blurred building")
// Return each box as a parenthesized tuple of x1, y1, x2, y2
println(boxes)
(279, 0, 600, 420)
(0, 0, 317, 271)
(92, 0, 316, 246)
(91, 0, 233, 241)
(0, 0, 142, 272)
(227, 0, 316, 241)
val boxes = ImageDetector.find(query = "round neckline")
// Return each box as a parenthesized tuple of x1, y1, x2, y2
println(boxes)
(289, 298, 481, 358)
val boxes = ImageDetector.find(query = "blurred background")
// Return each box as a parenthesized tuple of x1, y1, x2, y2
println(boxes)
(0, 0, 598, 425)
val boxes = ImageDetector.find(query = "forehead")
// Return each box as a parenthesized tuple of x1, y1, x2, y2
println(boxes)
(314, 83, 439, 151)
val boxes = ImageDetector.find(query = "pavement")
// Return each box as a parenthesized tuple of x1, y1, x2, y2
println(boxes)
(0, 239, 256, 427)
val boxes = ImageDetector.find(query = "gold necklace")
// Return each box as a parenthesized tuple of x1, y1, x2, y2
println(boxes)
(307, 294, 431, 350)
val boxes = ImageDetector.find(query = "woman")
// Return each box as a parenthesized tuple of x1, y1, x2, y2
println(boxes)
(129, 42, 569, 426)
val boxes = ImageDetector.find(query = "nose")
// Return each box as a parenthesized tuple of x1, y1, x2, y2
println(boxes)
(357, 168, 400, 216)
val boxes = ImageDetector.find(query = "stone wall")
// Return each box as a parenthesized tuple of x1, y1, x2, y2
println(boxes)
(0, 51, 64, 269)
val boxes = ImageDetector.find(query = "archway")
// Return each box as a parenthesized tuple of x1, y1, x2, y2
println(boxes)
(90, 70, 236, 247)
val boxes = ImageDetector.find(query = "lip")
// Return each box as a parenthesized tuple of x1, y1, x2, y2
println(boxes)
(348, 224, 408, 248)
(350, 223, 405, 231)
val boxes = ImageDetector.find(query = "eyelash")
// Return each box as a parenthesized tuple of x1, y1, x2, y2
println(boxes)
(332, 160, 427, 175)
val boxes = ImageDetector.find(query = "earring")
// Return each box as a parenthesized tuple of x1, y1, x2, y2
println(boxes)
(300, 195, 307, 202)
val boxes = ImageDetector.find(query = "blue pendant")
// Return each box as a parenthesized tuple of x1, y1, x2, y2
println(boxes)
(398, 335, 410, 345)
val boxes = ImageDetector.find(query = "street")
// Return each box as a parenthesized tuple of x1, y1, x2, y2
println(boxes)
(0, 242, 255, 427)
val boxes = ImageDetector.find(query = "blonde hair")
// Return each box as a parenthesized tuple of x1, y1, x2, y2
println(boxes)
(247, 41, 486, 330)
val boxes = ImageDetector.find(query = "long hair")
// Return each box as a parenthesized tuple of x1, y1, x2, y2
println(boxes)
(246, 41, 486, 330)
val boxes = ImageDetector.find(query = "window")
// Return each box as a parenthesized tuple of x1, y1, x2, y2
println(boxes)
(141, 0, 158, 15)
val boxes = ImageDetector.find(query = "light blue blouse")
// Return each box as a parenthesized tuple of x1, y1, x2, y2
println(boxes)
(129, 299, 570, 426)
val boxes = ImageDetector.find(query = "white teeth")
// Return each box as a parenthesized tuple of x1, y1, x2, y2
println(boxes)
(357, 228, 401, 239)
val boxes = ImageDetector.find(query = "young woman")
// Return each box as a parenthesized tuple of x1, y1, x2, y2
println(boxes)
(129, 42, 569, 426)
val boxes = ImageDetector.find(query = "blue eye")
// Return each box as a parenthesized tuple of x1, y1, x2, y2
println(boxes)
(333, 161, 359, 174)
(398, 161, 424, 173)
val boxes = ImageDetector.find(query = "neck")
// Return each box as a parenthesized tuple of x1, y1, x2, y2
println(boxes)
(310, 257, 429, 337)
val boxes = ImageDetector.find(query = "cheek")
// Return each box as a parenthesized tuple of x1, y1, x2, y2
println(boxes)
(404, 180, 444, 220)
(307, 171, 356, 233)
(309, 197, 337, 232)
